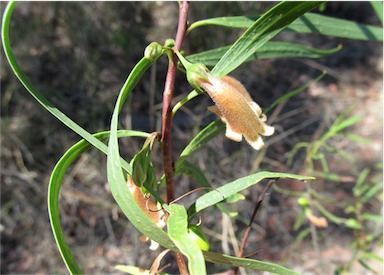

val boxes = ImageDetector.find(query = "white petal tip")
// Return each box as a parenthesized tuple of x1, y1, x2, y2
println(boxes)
(149, 240, 160, 251)
(262, 125, 275, 136)
(246, 135, 265, 150)
(225, 126, 243, 142)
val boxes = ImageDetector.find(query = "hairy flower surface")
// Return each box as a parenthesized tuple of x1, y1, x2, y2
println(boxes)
(200, 74, 274, 150)
(175, 51, 274, 150)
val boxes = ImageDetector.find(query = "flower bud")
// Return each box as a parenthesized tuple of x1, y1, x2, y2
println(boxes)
(144, 42, 164, 61)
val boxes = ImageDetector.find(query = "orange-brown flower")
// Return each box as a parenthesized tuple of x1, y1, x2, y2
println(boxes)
(199, 74, 274, 150)
(127, 177, 167, 250)
(175, 51, 274, 150)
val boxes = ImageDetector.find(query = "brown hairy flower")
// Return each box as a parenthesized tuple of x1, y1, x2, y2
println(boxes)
(175, 50, 275, 150)
(127, 177, 167, 250)
(201, 75, 275, 150)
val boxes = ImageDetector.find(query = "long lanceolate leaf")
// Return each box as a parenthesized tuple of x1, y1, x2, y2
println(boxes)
(48, 130, 149, 274)
(188, 13, 383, 41)
(168, 204, 206, 275)
(187, 42, 342, 67)
(202, 251, 299, 275)
(370, 1, 383, 24)
(106, 56, 177, 250)
(188, 172, 315, 219)
(211, 1, 322, 77)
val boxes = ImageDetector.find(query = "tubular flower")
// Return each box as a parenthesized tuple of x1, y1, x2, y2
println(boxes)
(186, 65, 274, 150)
(175, 51, 275, 150)
(203, 74, 274, 150)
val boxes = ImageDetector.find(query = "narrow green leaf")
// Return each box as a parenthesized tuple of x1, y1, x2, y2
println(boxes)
(360, 251, 384, 262)
(202, 251, 299, 275)
(293, 12, 383, 41)
(358, 259, 376, 273)
(362, 213, 383, 222)
(188, 172, 314, 218)
(355, 168, 370, 191)
(172, 88, 200, 116)
(344, 133, 371, 144)
(168, 204, 206, 275)
(189, 12, 383, 41)
(361, 183, 383, 204)
(371, 1, 383, 24)
(188, 16, 258, 31)
(312, 201, 341, 224)
(187, 42, 341, 67)
(106, 55, 176, 250)
(295, 228, 312, 245)
(312, 171, 352, 183)
(48, 130, 149, 274)
(344, 218, 363, 230)
(293, 210, 306, 231)
(329, 115, 363, 134)
(211, 2, 322, 77)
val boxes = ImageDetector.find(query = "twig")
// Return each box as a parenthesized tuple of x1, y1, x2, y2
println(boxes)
(175, 252, 189, 275)
(161, 0, 189, 204)
(160, 1, 190, 274)
(235, 179, 276, 274)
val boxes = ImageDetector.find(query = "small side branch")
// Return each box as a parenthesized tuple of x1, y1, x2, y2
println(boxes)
(238, 179, 277, 258)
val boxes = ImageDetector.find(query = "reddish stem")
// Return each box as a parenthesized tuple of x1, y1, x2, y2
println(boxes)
(161, 0, 190, 204)
(175, 252, 189, 275)
(160, 2, 190, 274)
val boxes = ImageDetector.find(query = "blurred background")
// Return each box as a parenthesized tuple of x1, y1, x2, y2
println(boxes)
(1, 2, 382, 274)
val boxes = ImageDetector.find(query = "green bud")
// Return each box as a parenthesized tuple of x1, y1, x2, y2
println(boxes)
(173, 50, 210, 91)
(344, 218, 363, 230)
(144, 42, 164, 61)
(185, 63, 210, 91)
(131, 148, 148, 187)
(164, 39, 175, 48)
(131, 146, 156, 188)
(297, 197, 309, 207)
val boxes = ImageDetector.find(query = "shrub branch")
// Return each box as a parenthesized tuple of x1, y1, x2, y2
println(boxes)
(160, 1, 190, 274)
